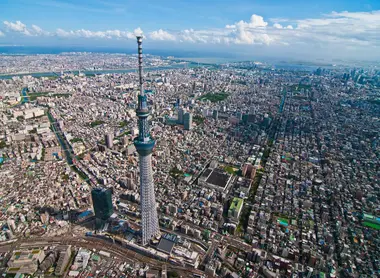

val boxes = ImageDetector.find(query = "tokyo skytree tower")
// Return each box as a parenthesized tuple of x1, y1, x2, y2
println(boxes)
(134, 36, 160, 245)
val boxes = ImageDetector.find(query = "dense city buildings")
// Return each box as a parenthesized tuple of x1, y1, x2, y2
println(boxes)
(0, 51, 379, 277)
(0, 53, 184, 76)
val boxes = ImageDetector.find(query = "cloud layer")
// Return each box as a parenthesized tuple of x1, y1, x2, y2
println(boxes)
(4, 21, 31, 35)
(149, 29, 176, 41)
(1, 10, 379, 57)
(2, 21, 144, 40)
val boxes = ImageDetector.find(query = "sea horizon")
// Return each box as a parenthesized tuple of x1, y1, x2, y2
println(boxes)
(1, 45, 378, 68)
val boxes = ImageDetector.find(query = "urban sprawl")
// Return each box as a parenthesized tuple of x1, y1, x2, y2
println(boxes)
(0, 52, 379, 278)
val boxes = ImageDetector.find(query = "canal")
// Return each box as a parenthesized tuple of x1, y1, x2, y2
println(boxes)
(47, 110, 90, 183)
(21, 87, 29, 103)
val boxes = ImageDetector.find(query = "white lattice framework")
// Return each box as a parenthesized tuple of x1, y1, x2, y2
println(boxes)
(139, 154, 160, 245)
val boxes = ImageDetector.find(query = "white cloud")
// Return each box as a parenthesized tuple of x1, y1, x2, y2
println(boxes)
(236, 14, 268, 28)
(225, 14, 274, 45)
(31, 25, 43, 33)
(0, 31, 4, 37)
(31, 24, 50, 35)
(133, 27, 143, 37)
(293, 10, 380, 47)
(166, 14, 275, 45)
(273, 23, 293, 29)
(1, 10, 380, 59)
(180, 29, 210, 43)
(104, 30, 121, 38)
(232, 28, 273, 45)
(2, 20, 140, 40)
(150, 29, 176, 41)
(4, 20, 26, 32)
(54, 28, 138, 39)
(3, 21, 50, 36)
(56, 28, 71, 37)
(3, 20, 31, 35)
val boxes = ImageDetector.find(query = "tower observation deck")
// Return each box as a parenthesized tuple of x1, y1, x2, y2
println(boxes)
(134, 36, 160, 245)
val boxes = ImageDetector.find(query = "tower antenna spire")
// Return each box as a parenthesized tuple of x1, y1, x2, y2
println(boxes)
(136, 35, 144, 97)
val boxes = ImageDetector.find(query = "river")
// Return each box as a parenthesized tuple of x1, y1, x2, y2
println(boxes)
(21, 87, 29, 103)
(0, 62, 207, 80)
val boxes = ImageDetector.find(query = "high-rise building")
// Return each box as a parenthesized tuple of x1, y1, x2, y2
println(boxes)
(177, 98, 182, 107)
(178, 108, 184, 125)
(105, 133, 114, 149)
(121, 135, 129, 147)
(134, 36, 160, 245)
(91, 188, 113, 221)
(213, 110, 219, 120)
(228, 197, 244, 220)
(184, 112, 192, 130)
(237, 111, 243, 121)
(58, 120, 64, 130)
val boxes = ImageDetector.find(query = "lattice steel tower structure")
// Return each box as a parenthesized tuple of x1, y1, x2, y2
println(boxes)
(134, 36, 160, 245)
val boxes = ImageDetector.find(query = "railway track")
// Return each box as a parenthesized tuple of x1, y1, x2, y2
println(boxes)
(2, 236, 206, 276)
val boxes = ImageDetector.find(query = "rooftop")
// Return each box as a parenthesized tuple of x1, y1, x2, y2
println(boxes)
(202, 168, 212, 178)
(157, 237, 176, 255)
(229, 197, 243, 212)
(236, 177, 252, 188)
(205, 168, 231, 188)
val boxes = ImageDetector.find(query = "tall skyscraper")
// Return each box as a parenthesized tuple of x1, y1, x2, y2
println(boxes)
(184, 112, 192, 130)
(134, 36, 160, 245)
(91, 187, 113, 224)
(105, 133, 114, 149)
(178, 108, 184, 125)
(177, 98, 182, 107)
(213, 109, 219, 120)
(237, 111, 243, 121)
(121, 135, 129, 147)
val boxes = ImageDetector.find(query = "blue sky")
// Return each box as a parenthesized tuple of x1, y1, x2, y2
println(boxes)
(1, 0, 379, 61)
